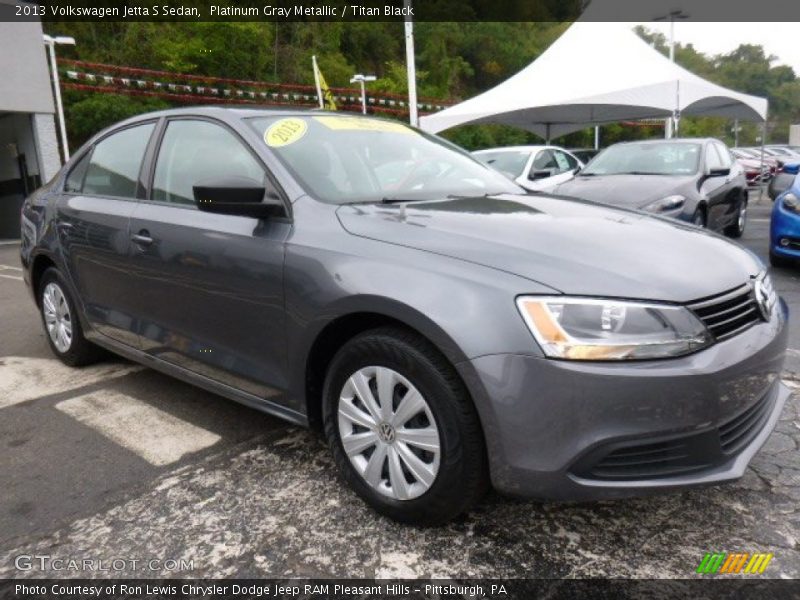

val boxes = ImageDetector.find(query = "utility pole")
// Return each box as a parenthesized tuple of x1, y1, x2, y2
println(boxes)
(654, 10, 689, 139)
(404, 0, 418, 127)
(43, 34, 75, 163)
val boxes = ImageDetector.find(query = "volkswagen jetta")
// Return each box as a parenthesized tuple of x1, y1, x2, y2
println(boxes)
(21, 108, 789, 524)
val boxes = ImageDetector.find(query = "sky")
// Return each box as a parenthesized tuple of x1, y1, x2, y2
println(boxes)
(633, 22, 800, 75)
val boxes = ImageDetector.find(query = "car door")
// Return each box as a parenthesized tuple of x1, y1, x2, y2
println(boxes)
(713, 141, 743, 226)
(700, 142, 732, 230)
(56, 121, 156, 346)
(128, 117, 291, 398)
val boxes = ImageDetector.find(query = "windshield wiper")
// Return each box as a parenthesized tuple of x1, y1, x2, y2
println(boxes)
(626, 171, 664, 175)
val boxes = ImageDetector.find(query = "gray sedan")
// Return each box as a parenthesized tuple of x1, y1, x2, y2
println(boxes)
(20, 108, 789, 524)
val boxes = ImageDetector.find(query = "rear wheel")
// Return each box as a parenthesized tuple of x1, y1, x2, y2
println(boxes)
(39, 268, 103, 367)
(724, 198, 747, 238)
(322, 327, 488, 525)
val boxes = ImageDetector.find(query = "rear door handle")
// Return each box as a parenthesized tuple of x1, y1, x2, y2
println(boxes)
(131, 231, 153, 246)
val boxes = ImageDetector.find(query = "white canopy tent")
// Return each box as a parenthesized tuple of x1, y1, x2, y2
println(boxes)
(419, 22, 768, 141)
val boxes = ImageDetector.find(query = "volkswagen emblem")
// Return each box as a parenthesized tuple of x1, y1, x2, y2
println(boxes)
(378, 422, 396, 444)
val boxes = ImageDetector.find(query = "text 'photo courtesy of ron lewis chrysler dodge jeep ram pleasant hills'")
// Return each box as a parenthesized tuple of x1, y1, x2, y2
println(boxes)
(21, 108, 788, 525)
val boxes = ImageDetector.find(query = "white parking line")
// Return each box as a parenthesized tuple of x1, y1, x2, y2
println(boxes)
(0, 356, 143, 409)
(56, 391, 221, 466)
(0, 273, 22, 281)
(0, 264, 22, 271)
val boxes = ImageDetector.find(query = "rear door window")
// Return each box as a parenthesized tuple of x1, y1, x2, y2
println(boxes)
(82, 123, 155, 198)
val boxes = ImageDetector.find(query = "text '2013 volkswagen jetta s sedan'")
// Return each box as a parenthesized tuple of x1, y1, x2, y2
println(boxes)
(21, 108, 789, 525)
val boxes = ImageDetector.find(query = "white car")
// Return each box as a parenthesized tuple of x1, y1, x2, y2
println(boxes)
(472, 145, 584, 192)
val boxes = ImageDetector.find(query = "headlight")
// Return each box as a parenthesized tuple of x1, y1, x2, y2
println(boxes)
(643, 194, 686, 213)
(783, 192, 800, 212)
(516, 296, 712, 360)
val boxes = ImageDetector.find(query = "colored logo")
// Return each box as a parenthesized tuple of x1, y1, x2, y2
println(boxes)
(696, 552, 774, 574)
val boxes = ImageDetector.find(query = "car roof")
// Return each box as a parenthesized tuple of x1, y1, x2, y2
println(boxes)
(613, 138, 716, 146)
(105, 106, 386, 132)
(473, 146, 551, 154)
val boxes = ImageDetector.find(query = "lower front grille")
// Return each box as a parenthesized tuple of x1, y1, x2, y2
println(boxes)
(688, 284, 761, 341)
(572, 389, 776, 481)
(719, 392, 774, 455)
(586, 438, 710, 480)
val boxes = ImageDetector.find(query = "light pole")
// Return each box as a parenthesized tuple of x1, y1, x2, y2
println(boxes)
(654, 10, 688, 139)
(404, 0, 418, 127)
(350, 74, 376, 115)
(42, 34, 75, 163)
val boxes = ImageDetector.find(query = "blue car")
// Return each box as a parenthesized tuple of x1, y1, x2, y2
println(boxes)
(770, 163, 800, 267)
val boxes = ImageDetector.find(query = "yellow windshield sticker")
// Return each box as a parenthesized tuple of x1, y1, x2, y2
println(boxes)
(313, 116, 412, 134)
(264, 118, 308, 147)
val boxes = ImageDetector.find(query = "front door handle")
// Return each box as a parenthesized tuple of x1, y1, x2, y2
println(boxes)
(131, 231, 153, 246)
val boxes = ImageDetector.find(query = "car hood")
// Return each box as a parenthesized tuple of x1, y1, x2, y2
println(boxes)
(336, 194, 762, 303)
(554, 174, 694, 208)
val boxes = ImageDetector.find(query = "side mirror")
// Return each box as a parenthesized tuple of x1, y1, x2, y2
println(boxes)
(707, 167, 731, 178)
(529, 169, 552, 181)
(193, 176, 285, 218)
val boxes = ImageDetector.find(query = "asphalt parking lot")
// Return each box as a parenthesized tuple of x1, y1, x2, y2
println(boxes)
(0, 195, 799, 579)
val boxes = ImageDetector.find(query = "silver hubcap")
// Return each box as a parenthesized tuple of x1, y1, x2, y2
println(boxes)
(738, 203, 747, 230)
(337, 366, 441, 500)
(42, 282, 72, 353)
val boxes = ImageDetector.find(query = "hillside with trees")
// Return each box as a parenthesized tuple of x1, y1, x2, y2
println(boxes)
(45, 21, 800, 151)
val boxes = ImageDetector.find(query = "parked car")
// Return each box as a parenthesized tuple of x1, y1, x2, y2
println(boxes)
(21, 108, 788, 524)
(730, 148, 777, 185)
(766, 145, 800, 159)
(568, 147, 600, 164)
(770, 165, 800, 268)
(769, 162, 800, 200)
(554, 138, 748, 237)
(472, 145, 583, 192)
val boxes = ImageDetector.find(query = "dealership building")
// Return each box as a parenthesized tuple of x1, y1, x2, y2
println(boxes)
(0, 0, 61, 239)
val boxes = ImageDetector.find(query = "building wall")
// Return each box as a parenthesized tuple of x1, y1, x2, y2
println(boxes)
(0, 1, 56, 115)
(32, 113, 60, 182)
(790, 125, 800, 147)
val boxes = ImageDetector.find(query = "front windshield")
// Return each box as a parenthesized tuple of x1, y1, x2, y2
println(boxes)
(248, 115, 521, 203)
(474, 151, 529, 179)
(582, 142, 701, 176)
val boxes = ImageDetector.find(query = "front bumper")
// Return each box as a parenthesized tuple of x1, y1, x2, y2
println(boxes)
(458, 298, 789, 500)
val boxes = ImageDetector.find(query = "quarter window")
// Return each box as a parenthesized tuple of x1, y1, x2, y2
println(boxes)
(64, 152, 90, 193)
(152, 120, 266, 205)
(82, 123, 155, 197)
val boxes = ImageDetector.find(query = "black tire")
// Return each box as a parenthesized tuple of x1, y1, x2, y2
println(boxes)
(724, 198, 747, 238)
(38, 268, 104, 367)
(691, 206, 707, 228)
(769, 250, 794, 269)
(322, 327, 488, 525)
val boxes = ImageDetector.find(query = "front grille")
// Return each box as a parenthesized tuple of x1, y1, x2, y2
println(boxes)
(688, 284, 761, 341)
(719, 391, 774, 455)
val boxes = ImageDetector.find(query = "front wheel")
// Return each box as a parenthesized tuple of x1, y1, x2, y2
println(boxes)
(39, 268, 103, 367)
(322, 327, 488, 525)
(724, 198, 747, 238)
